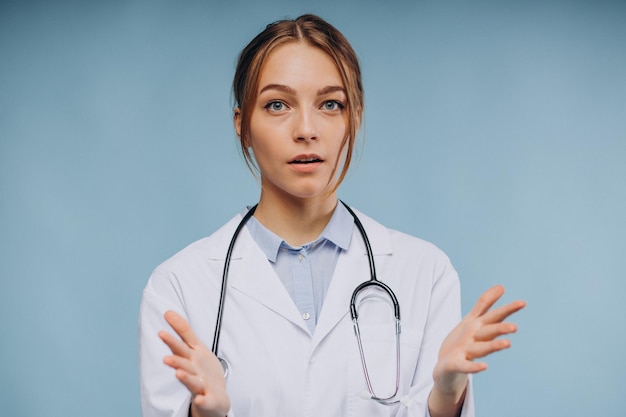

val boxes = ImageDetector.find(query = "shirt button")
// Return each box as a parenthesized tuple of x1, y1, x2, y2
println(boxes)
(297, 254, 305, 262)
(302, 312, 311, 320)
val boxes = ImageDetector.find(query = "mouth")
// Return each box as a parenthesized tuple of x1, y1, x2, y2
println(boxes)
(288, 155, 323, 164)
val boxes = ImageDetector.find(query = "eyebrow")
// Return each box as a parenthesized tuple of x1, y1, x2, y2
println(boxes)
(317, 85, 346, 96)
(258, 84, 346, 96)
(259, 84, 296, 95)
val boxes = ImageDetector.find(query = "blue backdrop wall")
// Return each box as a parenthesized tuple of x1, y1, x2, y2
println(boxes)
(1, 1, 625, 416)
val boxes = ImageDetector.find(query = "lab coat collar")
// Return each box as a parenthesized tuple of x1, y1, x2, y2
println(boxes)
(206, 209, 393, 340)
(208, 214, 309, 332)
(215, 207, 390, 259)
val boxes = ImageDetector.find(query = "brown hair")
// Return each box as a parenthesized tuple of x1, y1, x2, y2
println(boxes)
(232, 14, 364, 189)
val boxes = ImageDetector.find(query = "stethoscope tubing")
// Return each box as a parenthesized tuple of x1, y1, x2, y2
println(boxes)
(211, 204, 257, 356)
(211, 201, 402, 404)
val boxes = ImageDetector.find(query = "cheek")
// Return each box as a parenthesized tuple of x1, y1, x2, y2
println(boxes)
(333, 126, 351, 160)
(248, 134, 277, 170)
(246, 110, 265, 145)
(247, 120, 267, 151)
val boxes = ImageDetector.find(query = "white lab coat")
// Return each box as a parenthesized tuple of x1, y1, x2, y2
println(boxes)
(139, 208, 474, 417)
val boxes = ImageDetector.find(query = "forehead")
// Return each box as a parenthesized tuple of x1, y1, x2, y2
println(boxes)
(257, 42, 344, 90)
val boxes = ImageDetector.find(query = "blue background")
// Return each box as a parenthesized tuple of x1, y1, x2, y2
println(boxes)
(1, 1, 625, 416)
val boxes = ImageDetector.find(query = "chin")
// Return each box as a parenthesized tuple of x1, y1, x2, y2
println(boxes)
(263, 176, 337, 203)
(277, 185, 330, 201)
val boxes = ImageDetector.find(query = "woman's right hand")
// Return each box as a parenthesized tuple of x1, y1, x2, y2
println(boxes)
(159, 311, 231, 417)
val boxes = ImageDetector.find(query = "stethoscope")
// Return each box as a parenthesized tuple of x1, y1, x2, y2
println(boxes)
(211, 201, 402, 405)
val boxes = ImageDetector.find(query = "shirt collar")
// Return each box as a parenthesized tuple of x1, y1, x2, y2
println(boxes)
(319, 201, 353, 251)
(245, 202, 354, 263)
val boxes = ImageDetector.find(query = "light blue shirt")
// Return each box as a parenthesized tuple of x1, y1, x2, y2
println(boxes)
(246, 203, 354, 333)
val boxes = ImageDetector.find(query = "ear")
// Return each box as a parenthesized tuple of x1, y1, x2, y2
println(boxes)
(234, 107, 242, 138)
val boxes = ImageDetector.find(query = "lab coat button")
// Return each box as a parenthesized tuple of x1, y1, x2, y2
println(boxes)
(302, 312, 311, 320)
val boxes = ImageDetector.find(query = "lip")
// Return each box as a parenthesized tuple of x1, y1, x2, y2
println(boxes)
(288, 153, 324, 164)
(288, 153, 324, 173)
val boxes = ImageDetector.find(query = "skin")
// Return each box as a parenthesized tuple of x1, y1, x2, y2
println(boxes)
(235, 42, 351, 246)
(158, 42, 526, 417)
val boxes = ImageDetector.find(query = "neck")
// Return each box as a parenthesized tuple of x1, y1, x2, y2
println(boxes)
(253, 192, 338, 247)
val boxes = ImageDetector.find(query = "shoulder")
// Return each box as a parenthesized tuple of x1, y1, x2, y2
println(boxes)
(352, 207, 449, 257)
(351, 207, 454, 273)
(350, 207, 460, 307)
(147, 213, 244, 285)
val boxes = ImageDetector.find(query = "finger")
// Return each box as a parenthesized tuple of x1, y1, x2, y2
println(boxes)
(175, 368, 206, 396)
(159, 330, 192, 358)
(474, 322, 517, 341)
(163, 354, 198, 376)
(481, 300, 526, 325)
(444, 358, 488, 374)
(466, 339, 511, 360)
(468, 285, 505, 318)
(164, 310, 202, 349)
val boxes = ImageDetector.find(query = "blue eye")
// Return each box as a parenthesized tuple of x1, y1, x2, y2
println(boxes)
(322, 100, 344, 111)
(266, 101, 286, 112)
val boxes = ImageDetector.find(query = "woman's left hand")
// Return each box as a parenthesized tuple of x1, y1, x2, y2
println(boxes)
(429, 285, 526, 417)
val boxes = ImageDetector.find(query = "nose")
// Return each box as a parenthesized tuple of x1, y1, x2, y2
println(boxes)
(293, 109, 318, 142)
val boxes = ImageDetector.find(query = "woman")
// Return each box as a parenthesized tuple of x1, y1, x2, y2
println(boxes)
(139, 14, 525, 417)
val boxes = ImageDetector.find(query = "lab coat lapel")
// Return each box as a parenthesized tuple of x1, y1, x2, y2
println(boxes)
(312, 210, 393, 349)
(227, 227, 308, 332)
(311, 238, 366, 347)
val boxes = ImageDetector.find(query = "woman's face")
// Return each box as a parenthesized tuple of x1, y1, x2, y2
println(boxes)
(236, 42, 349, 204)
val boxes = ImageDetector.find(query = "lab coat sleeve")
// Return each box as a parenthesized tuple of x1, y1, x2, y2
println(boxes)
(139, 267, 238, 417)
(139, 268, 194, 417)
(405, 253, 475, 417)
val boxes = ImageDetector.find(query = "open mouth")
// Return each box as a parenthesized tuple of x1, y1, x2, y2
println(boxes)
(289, 157, 323, 164)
